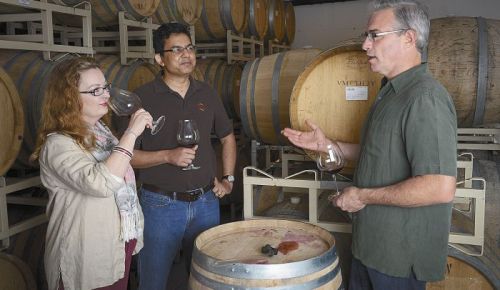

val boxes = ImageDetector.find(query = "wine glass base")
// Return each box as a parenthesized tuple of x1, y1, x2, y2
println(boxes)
(182, 165, 201, 171)
(150, 115, 166, 135)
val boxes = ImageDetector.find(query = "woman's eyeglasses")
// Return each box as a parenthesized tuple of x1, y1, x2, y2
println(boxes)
(80, 83, 112, 97)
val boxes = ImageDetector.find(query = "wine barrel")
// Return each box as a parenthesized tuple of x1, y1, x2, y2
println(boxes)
(189, 219, 343, 289)
(196, 59, 242, 120)
(90, 0, 160, 27)
(0, 51, 74, 168)
(427, 17, 500, 127)
(0, 67, 24, 176)
(265, 0, 286, 43)
(95, 55, 160, 92)
(283, 1, 296, 44)
(289, 44, 383, 171)
(152, 0, 202, 26)
(191, 66, 205, 82)
(194, 0, 247, 41)
(0, 253, 37, 290)
(240, 48, 322, 145)
(427, 255, 496, 290)
(243, 0, 269, 40)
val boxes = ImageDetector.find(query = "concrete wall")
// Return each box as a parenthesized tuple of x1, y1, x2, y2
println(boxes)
(292, 0, 500, 49)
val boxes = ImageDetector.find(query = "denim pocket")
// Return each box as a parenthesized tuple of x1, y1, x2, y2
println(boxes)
(200, 190, 218, 202)
(139, 189, 174, 207)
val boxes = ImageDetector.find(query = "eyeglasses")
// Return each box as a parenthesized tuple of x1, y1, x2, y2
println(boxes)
(362, 29, 408, 42)
(79, 83, 111, 97)
(163, 44, 196, 55)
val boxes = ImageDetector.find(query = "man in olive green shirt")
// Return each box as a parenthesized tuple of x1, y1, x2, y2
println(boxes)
(282, 1, 457, 289)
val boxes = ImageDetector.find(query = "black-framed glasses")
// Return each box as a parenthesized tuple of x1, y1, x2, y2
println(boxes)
(80, 83, 111, 97)
(163, 44, 196, 55)
(362, 29, 408, 42)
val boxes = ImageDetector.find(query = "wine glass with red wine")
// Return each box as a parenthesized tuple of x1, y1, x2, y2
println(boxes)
(177, 119, 200, 170)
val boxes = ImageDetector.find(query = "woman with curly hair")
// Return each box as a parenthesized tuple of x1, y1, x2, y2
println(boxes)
(32, 56, 152, 290)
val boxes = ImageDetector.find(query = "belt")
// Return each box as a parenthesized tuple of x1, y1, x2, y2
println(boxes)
(142, 183, 213, 202)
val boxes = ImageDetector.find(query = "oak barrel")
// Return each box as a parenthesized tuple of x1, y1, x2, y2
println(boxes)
(0, 67, 24, 176)
(427, 17, 500, 127)
(283, 1, 296, 44)
(243, 0, 269, 40)
(152, 0, 202, 25)
(289, 44, 383, 171)
(427, 256, 496, 290)
(189, 219, 343, 289)
(90, 0, 160, 27)
(0, 51, 74, 168)
(240, 48, 322, 145)
(194, 0, 247, 41)
(0, 253, 37, 290)
(196, 59, 242, 120)
(265, 0, 286, 43)
(95, 55, 160, 92)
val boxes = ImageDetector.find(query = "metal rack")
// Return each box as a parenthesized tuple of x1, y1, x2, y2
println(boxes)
(196, 30, 264, 64)
(0, 175, 47, 250)
(0, 0, 93, 59)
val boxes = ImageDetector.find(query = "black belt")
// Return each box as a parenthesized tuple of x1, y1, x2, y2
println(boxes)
(142, 183, 213, 202)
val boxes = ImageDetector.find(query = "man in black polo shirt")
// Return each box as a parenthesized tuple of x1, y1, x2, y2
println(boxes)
(282, 1, 457, 289)
(130, 23, 236, 290)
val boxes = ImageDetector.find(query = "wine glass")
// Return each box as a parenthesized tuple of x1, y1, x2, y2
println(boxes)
(177, 119, 200, 170)
(317, 143, 345, 198)
(109, 86, 165, 135)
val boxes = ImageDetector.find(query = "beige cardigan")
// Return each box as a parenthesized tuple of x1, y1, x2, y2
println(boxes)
(39, 134, 144, 290)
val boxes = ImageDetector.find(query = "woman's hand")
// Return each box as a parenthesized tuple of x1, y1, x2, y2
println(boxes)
(127, 109, 153, 137)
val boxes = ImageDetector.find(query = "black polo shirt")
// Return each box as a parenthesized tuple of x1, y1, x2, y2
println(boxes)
(134, 74, 233, 191)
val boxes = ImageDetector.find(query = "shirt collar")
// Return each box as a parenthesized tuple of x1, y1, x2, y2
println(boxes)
(384, 63, 428, 94)
(152, 72, 201, 96)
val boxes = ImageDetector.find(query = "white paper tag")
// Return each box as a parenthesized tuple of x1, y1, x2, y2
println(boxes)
(345, 86, 368, 101)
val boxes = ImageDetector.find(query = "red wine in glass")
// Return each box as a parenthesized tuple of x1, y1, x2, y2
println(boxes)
(177, 119, 200, 170)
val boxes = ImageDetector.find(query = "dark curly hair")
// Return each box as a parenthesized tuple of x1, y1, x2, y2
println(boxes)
(153, 23, 191, 54)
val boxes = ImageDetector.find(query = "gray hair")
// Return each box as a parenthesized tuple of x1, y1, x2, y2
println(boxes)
(372, 0, 430, 53)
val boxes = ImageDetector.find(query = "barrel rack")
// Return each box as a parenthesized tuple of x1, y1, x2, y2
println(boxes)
(0, 175, 47, 250)
(196, 30, 265, 64)
(245, 140, 488, 257)
(0, 0, 93, 59)
(457, 127, 500, 151)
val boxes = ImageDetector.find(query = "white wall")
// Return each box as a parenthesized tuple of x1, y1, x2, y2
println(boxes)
(292, 0, 500, 49)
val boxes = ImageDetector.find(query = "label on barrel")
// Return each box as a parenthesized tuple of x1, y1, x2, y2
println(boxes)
(345, 86, 368, 101)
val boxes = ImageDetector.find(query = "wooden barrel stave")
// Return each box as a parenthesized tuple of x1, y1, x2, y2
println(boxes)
(153, 0, 202, 25)
(283, 1, 296, 44)
(195, 0, 247, 41)
(0, 51, 73, 168)
(0, 67, 24, 176)
(266, 0, 286, 43)
(427, 17, 500, 127)
(240, 48, 322, 145)
(243, 0, 269, 40)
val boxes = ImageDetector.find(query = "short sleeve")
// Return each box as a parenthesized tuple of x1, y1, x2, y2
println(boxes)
(404, 90, 457, 177)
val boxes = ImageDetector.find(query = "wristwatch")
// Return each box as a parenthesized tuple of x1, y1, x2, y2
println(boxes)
(222, 175, 235, 183)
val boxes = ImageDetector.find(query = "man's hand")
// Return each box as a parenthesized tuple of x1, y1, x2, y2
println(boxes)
(167, 145, 198, 167)
(213, 177, 233, 198)
(333, 186, 366, 212)
(282, 119, 330, 152)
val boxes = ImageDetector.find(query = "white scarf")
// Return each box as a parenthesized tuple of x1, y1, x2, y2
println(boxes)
(90, 121, 142, 242)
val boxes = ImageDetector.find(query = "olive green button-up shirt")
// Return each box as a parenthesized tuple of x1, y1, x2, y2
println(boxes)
(352, 63, 457, 281)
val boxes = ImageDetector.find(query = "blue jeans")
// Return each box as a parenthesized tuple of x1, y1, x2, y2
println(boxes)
(349, 257, 426, 290)
(137, 188, 220, 290)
